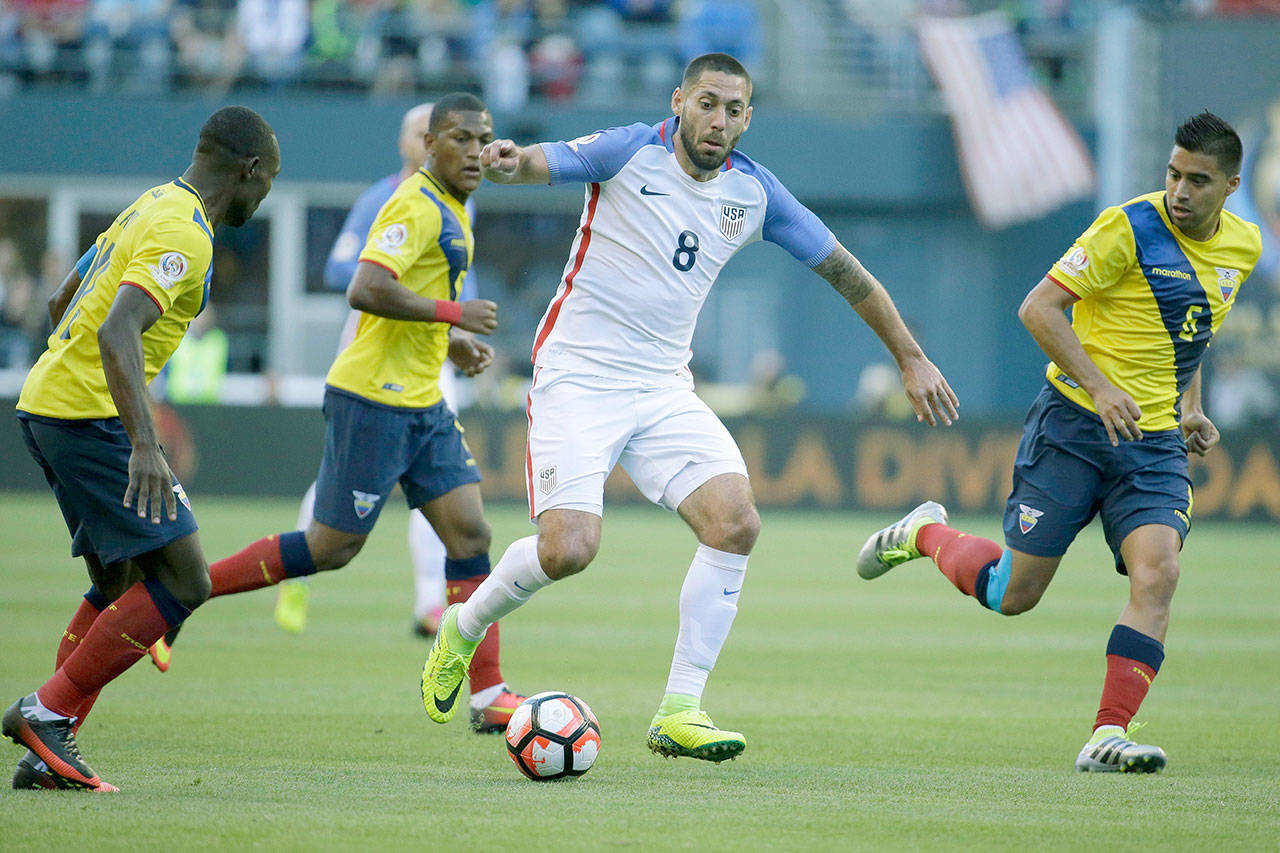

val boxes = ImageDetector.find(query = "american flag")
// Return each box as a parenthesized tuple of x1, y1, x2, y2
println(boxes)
(917, 13, 1095, 229)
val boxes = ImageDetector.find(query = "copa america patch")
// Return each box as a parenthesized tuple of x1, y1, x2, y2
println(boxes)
(720, 204, 746, 239)
(1018, 503, 1044, 535)
(149, 251, 188, 289)
(352, 490, 382, 519)
(1058, 245, 1089, 275)
(538, 466, 556, 495)
(376, 223, 408, 254)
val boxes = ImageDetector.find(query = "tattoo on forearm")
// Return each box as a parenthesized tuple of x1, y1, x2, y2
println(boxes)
(814, 248, 875, 306)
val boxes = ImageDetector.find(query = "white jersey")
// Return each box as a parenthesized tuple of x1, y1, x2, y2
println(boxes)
(533, 119, 836, 382)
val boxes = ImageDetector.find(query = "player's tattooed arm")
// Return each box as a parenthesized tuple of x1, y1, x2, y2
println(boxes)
(812, 243, 876, 307)
(816, 241, 960, 426)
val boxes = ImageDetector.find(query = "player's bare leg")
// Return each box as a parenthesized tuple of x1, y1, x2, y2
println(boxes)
(648, 474, 757, 762)
(1078, 524, 1178, 773)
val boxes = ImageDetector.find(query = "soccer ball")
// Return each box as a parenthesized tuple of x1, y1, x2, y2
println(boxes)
(504, 691, 601, 780)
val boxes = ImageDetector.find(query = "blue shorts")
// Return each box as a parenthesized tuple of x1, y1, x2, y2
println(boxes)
(18, 412, 199, 566)
(1003, 384, 1191, 573)
(312, 388, 482, 534)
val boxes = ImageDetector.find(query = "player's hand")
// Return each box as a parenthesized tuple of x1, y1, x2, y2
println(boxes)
(898, 356, 959, 426)
(480, 139, 521, 177)
(448, 332, 495, 377)
(1181, 411, 1219, 456)
(458, 299, 498, 335)
(1091, 383, 1143, 445)
(124, 443, 177, 524)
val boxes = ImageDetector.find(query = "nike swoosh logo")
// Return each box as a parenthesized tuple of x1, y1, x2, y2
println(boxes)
(513, 580, 532, 593)
(434, 681, 463, 713)
(723, 588, 741, 596)
(688, 723, 719, 730)
(639, 184, 669, 196)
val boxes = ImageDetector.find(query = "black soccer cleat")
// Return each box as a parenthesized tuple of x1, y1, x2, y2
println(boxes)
(2, 694, 101, 789)
(12, 750, 59, 790)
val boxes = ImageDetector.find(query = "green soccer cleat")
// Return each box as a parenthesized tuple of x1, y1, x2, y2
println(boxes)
(421, 605, 480, 724)
(274, 579, 309, 634)
(647, 710, 746, 762)
(1075, 722, 1167, 773)
(855, 500, 949, 580)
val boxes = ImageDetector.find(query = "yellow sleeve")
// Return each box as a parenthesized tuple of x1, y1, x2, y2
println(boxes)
(1047, 206, 1135, 298)
(358, 189, 442, 280)
(118, 219, 212, 313)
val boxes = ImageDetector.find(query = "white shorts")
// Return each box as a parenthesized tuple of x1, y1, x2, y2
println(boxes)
(525, 368, 748, 518)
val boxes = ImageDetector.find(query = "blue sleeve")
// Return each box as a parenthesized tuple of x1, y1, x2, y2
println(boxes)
(324, 181, 395, 290)
(755, 164, 837, 267)
(540, 123, 660, 185)
(74, 245, 97, 279)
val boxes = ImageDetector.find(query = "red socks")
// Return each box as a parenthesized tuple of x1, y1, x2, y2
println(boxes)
(1094, 624, 1164, 730)
(916, 523, 1003, 597)
(55, 596, 106, 730)
(38, 581, 187, 718)
(449, 577, 503, 693)
(209, 531, 316, 597)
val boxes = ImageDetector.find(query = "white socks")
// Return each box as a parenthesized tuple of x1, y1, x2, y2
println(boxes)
(664, 545, 748, 700)
(456, 536, 552, 641)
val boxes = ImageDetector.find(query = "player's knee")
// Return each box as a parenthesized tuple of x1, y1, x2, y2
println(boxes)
(998, 588, 1043, 616)
(311, 536, 364, 572)
(167, 564, 211, 611)
(1130, 555, 1180, 603)
(702, 508, 760, 554)
(537, 536, 597, 580)
(450, 517, 491, 559)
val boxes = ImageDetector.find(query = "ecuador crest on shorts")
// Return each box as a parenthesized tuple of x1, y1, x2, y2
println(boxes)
(352, 490, 382, 519)
(1018, 503, 1044, 534)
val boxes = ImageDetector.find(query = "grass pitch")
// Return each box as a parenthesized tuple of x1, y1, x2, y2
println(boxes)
(0, 493, 1277, 851)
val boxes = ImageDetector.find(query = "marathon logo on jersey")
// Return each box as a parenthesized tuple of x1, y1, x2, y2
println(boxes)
(538, 466, 556, 495)
(1058, 245, 1089, 275)
(1018, 504, 1044, 535)
(149, 252, 188, 290)
(376, 223, 408, 255)
(720, 204, 747, 239)
(173, 482, 191, 511)
(352, 490, 382, 519)
(1215, 267, 1240, 302)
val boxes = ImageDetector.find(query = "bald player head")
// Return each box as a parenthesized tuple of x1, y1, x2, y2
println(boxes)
(399, 103, 434, 176)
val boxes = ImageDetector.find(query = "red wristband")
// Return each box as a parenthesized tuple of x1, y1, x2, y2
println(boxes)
(433, 300, 463, 325)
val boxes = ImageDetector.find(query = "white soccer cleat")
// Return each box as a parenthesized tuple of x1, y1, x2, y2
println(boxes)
(855, 501, 948, 579)
(1075, 723, 1167, 773)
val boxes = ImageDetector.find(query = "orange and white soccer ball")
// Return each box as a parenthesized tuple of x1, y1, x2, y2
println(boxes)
(504, 691, 601, 780)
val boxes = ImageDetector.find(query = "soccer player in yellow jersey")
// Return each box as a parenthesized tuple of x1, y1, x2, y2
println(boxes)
(856, 112, 1262, 773)
(202, 93, 526, 731)
(3, 106, 280, 791)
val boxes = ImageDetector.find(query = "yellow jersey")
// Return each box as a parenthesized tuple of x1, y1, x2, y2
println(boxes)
(17, 179, 215, 420)
(325, 169, 473, 409)
(1045, 191, 1261, 431)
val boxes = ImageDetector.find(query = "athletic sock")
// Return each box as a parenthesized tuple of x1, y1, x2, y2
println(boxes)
(663, 545, 748, 700)
(655, 693, 699, 719)
(56, 588, 111, 731)
(1094, 624, 1164, 731)
(208, 531, 316, 597)
(445, 555, 504, 694)
(409, 510, 447, 621)
(37, 579, 190, 718)
(456, 536, 551, 641)
(916, 523, 1006, 609)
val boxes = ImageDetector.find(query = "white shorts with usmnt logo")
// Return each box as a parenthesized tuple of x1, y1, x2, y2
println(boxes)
(525, 367, 748, 518)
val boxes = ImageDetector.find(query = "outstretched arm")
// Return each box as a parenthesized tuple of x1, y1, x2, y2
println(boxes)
(479, 140, 550, 185)
(347, 261, 497, 334)
(1018, 276, 1141, 446)
(814, 242, 958, 426)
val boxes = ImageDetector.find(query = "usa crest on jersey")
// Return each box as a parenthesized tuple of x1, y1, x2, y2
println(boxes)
(720, 204, 746, 239)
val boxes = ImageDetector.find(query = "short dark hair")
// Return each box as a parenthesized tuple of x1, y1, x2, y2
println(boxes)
(682, 53, 752, 97)
(197, 106, 276, 164)
(428, 92, 488, 133)
(1175, 112, 1242, 176)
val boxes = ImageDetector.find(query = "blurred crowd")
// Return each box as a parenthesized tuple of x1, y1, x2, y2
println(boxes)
(0, 0, 764, 105)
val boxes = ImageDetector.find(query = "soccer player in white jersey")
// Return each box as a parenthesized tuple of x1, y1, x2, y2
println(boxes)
(422, 53, 960, 761)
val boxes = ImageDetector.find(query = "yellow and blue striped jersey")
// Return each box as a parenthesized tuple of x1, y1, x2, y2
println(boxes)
(1045, 190, 1261, 432)
(325, 169, 473, 409)
(17, 179, 214, 420)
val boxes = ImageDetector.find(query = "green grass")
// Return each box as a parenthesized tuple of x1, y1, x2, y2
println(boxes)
(1, 493, 1277, 851)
